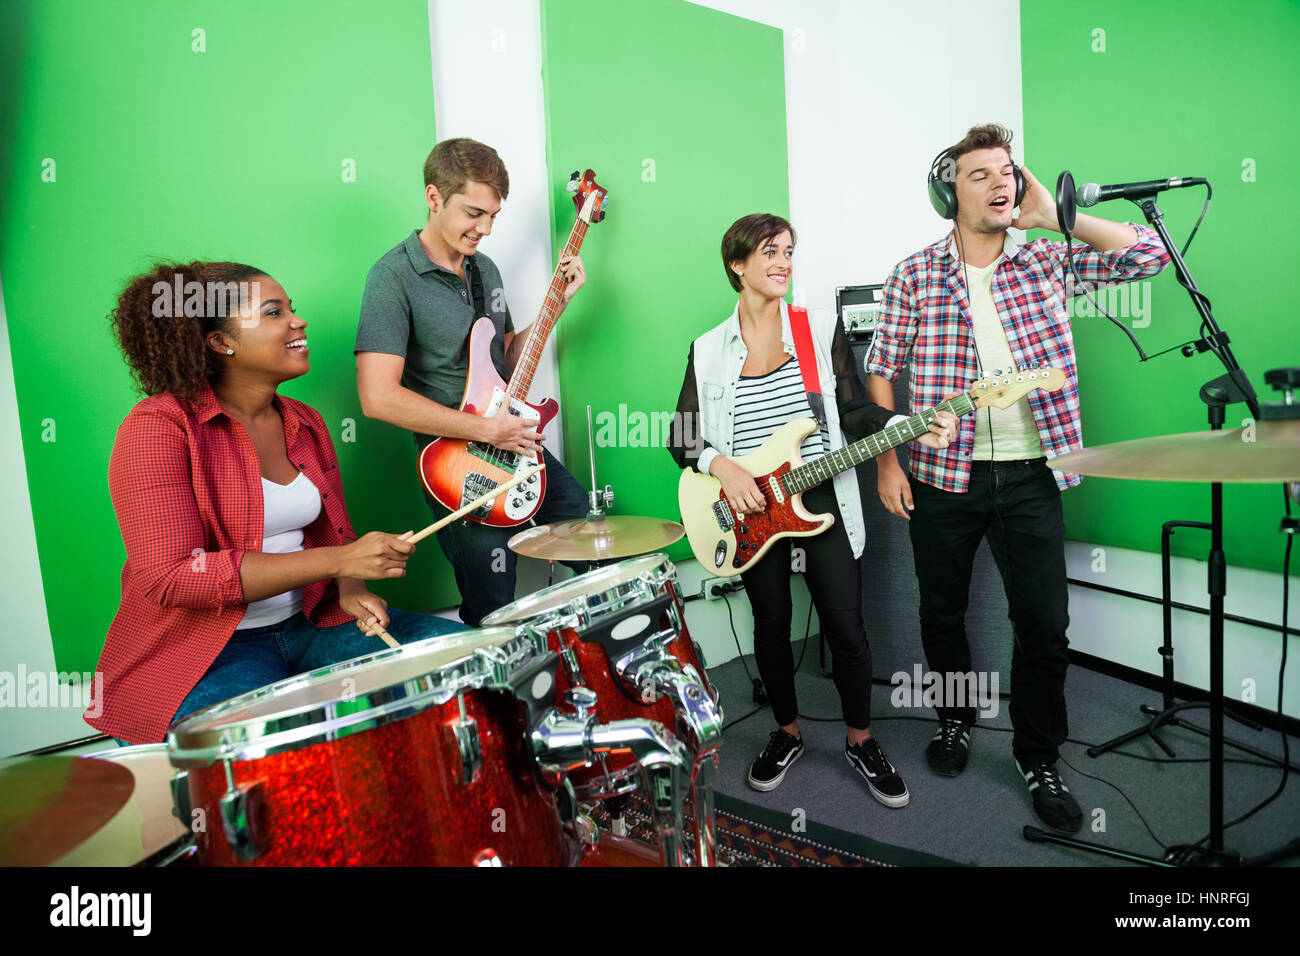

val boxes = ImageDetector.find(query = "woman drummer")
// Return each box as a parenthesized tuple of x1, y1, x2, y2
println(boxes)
(668, 214, 957, 807)
(87, 261, 463, 745)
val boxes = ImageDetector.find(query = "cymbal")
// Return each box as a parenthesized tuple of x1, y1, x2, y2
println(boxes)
(1052, 419, 1300, 483)
(509, 514, 685, 561)
(0, 755, 135, 866)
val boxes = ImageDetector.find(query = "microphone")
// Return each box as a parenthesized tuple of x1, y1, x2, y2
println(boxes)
(1075, 177, 1207, 207)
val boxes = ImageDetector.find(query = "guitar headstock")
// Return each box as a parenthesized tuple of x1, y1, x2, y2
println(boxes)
(566, 169, 608, 224)
(969, 365, 1066, 409)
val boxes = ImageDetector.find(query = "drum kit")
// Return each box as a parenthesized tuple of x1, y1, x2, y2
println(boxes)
(0, 426, 719, 868)
(10, 380, 1290, 868)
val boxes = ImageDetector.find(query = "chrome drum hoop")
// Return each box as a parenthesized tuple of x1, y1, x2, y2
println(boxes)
(484, 554, 680, 644)
(167, 627, 537, 769)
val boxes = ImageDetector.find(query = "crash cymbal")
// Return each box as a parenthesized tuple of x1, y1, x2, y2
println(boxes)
(1052, 418, 1300, 482)
(0, 755, 135, 866)
(508, 514, 685, 561)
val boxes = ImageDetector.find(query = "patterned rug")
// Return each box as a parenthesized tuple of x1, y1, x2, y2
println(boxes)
(586, 792, 958, 867)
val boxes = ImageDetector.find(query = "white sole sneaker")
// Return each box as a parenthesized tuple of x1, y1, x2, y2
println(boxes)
(747, 741, 804, 792)
(845, 747, 911, 808)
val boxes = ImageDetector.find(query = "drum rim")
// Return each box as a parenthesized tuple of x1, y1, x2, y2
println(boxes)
(482, 553, 674, 631)
(166, 626, 531, 767)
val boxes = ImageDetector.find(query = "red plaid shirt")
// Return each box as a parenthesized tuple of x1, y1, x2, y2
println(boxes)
(865, 225, 1170, 492)
(86, 384, 357, 744)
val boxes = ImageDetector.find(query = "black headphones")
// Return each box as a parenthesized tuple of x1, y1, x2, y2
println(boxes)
(927, 146, 1025, 220)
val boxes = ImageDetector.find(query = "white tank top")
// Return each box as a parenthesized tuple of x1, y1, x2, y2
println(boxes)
(236, 472, 323, 630)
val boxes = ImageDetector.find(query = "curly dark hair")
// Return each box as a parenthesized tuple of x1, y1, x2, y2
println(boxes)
(110, 260, 267, 402)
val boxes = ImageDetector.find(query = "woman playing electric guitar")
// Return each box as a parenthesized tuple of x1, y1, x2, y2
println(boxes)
(668, 214, 957, 807)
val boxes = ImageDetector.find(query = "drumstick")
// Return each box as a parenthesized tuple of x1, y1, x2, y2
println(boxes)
(360, 465, 544, 648)
(408, 463, 545, 544)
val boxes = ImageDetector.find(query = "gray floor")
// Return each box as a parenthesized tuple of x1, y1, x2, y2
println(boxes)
(706, 641, 1300, 867)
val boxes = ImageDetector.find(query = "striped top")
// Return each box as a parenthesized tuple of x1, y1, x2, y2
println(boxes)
(733, 357, 828, 460)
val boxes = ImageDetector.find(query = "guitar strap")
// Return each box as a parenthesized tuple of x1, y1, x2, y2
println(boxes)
(788, 306, 826, 427)
(463, 254, 488, 318)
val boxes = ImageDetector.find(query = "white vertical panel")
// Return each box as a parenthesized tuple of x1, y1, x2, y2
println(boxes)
(428, 0, 566, 462)
(0, 277, 96, 754)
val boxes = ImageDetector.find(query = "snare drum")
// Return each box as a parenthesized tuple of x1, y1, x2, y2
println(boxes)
(168, 628, 576, 866)
(483, 554, 723, 800)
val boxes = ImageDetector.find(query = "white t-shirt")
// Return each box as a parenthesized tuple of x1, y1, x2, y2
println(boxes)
(961, 257, 1044, 461)
(236, 472, 323, 629)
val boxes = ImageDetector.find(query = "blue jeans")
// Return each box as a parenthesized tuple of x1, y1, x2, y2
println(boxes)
(168, 607, 466, 728)
(423, 446, 591, 626)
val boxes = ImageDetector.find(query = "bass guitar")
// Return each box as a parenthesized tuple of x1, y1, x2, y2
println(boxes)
(418, 170, 608, 526)
(678, 366, 1065, 575)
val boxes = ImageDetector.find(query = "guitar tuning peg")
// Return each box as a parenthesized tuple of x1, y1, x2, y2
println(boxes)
(566, 180, 579, 193)
(570, 170, 580, 179)
(992, 368, 1002, 377)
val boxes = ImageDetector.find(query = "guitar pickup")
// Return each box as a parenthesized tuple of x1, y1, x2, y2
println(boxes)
(468, 441, 519, 470)
(711, 498, 734, 531)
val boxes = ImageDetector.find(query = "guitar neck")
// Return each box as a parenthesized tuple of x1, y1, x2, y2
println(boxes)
(783, 393, 977, 494)
(506, 217, 589, 401)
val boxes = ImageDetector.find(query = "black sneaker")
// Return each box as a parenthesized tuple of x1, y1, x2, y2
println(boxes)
(926, 718, 973, 776)
(1016, 758, 1083, 834)
(845, 737, 910, 808)
(747, 730, 804, 792)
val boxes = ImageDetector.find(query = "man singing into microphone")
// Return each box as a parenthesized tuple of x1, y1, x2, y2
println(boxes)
(865, 124, 1170, 833)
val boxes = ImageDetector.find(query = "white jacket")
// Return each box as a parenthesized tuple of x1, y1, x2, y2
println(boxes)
(689, 300, 867, 559)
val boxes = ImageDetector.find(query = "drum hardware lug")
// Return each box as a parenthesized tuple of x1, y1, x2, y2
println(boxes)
(451, 693, 483, 785)
(478, 643, 513, 686)
(564, 685, 598, 720)
(559, 642, 587, 687)
(218, 760, 267, 862)
(169, 770, 192, 826)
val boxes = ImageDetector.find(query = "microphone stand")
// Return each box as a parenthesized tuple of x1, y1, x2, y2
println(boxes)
(1034, 183, 1271, 866)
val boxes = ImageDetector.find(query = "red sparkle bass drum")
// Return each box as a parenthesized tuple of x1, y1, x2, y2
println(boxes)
(167, 628, 578, 866)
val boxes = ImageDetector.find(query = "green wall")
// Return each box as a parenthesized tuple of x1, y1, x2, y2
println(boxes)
(540, 0, 789, 562)
(0, 0, 450, 673)
(1022, 0, 1299, 572)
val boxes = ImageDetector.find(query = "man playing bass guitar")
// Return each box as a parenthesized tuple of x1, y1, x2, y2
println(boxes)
(355, 138, 590, 626)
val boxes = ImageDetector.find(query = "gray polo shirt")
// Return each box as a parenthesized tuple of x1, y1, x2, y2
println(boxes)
(355, 230, 514, 433)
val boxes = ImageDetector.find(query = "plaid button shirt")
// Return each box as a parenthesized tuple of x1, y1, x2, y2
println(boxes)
(865, 225, 1170, 492)
(86, 384, 357, 744)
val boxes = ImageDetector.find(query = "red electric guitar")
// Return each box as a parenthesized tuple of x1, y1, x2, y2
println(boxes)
(678, 366, 1066, 575)
(418, 170, 608, 526)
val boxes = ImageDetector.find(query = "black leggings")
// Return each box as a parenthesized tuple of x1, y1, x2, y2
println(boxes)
(739, 481, 873, 730)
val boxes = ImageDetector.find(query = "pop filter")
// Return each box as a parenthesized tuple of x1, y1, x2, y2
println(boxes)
(1055, 170, 1077, 237)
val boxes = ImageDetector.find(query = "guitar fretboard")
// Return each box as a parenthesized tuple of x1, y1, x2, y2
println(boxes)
(506, 217, 589, 402)
(782, 393, 976, 494)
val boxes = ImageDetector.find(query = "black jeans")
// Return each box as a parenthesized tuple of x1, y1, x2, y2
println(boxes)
(908, 458, 1069, 766)
(740, 481, 873, 730)
(424, 447, 591, 626)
